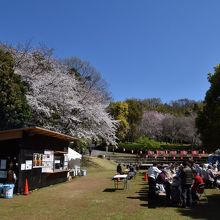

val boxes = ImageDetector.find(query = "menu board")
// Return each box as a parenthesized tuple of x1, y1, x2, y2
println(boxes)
(42, 150, 54, 173)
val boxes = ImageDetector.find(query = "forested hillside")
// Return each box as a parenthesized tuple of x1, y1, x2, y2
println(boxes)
(108, 98, 203, 146)
(1, 43, 220, 153)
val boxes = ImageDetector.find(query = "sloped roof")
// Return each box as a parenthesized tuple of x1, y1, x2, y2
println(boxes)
(0, 127, 77, 142)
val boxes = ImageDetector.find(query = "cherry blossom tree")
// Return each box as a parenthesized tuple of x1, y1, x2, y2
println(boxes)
(140, 110, 200, 144)
(140, 110, 165, 140)
(1, 44, 118, 145)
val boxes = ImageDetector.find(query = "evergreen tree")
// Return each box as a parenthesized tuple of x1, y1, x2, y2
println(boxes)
(0, 49, 31, 130)
(196, 65, 220, 152)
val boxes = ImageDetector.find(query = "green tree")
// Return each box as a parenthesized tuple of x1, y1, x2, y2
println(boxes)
(0, 49, 31, 130)
(196, 64, 220, 152)
(125, 99, 143, 142)
(108, 102, 129, 141)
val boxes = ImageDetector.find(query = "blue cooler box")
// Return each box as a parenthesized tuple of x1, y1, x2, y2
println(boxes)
(3, 184, 15, 199)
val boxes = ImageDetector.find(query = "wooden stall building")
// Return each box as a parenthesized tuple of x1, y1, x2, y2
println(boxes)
(0, 127, 77, 193)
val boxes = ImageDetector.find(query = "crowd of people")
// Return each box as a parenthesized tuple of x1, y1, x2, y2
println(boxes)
(147, 160, 220, 208)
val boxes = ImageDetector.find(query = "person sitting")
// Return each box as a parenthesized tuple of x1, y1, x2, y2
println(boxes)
(116, 163, 122, 174)
(201, 164, 209, 184)
(206, 165, 215, 188)
(156, 169, 171, 201)
(128, 164, 136, 179)
(193, 163, 203, 177)
(191, 169, 204, 203)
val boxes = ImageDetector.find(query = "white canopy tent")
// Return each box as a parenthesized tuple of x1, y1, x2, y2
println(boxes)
(67, 147, 82, 160)
(67, 148, 82, 177)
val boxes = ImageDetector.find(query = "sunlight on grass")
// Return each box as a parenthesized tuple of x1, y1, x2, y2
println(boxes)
(0, 157, 220, 220)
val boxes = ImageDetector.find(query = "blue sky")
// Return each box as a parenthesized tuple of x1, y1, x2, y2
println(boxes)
(1, 0, 220, 103)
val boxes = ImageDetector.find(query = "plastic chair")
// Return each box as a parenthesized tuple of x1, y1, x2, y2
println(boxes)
(73, 165, 81, 176)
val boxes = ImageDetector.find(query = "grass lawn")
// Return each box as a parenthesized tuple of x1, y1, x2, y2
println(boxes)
(0, 157, 220, 220)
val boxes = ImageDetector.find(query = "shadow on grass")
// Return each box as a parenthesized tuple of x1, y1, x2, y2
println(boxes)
(127, 187, 148, 202)
(177, 193, 220, 220)
(103, 188, 124, 192)
(127, 173, 171, 208)
(126, 182, 149, 207)
(127, 182, 171, 209)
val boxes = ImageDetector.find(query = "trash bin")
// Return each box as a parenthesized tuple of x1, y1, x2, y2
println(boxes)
(81, 169, 87, 176)
(3, 184, 14, 199)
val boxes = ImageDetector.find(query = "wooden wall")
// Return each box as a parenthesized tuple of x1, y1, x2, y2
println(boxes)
(0, 131, 70, 193)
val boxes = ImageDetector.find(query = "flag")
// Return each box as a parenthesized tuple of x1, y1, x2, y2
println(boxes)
(171, 151, 177, 156)
(180, 150, 187, 155)
(148, 150, 153, 156)
(192, 150, 198, 156)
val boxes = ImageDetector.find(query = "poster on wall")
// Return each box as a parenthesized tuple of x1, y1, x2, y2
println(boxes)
(42, 150, 54, 173)
(0, 159, 6, 169)
(25, 160, 32, 170)
(63, 154, 68, 170)
(33, 153, 43, 168)
(21, 163, 26, 171)
(44, 150, 54, 156)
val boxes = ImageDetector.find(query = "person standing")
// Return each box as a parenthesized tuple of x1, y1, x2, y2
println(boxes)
(148, 163, 162, 204)
(180, 161, 194, 208)
(7, 162, 17, 184)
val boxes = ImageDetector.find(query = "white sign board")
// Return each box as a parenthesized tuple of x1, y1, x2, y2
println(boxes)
(25, 160, 32, 170)
(21, 163, 26, 171)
